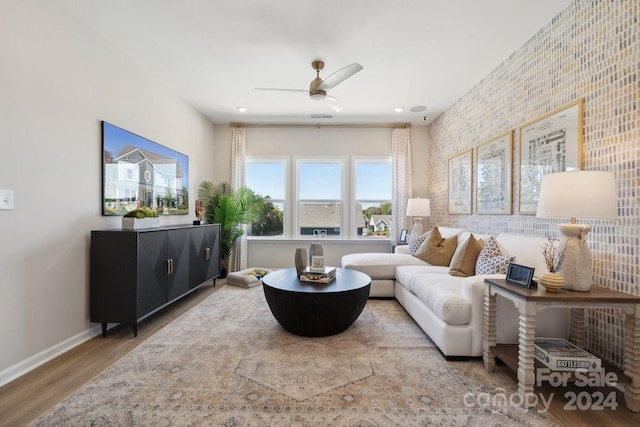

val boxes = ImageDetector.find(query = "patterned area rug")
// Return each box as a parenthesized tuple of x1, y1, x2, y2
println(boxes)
(33, 285, 559, 426)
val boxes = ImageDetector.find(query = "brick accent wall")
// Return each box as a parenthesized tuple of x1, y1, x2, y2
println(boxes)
(426, 0, 639, 366)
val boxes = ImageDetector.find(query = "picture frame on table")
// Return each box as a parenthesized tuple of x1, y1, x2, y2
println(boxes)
(399, 228, 408, 244)
(518, 99, 584, 214)
(448, 149, 473, 214)
(505, 263, 535, 289)
(475, 131, 513, 215)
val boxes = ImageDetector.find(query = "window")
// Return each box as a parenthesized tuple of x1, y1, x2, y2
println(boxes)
(297, 160, 344, 237)
(246, 159, 286, 237)
(244, 156, 392, 240)
(354, 159, 392, 238)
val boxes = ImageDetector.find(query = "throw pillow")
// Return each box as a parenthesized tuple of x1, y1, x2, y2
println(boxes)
(449, 234, 485, 277)
(407, 230, 430, 254)
(475, 236, 515, 275)
(413, 227, 458, 266)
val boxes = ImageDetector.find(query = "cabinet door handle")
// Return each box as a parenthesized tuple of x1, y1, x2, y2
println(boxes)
(170, 258, 174, 274)
(205, 247, 211, 260)
(166, 259, 171, 275)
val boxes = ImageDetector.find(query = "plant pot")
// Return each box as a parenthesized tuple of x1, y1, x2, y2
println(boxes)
(540, 272, 564, 293)
(122, 217, 160, 230)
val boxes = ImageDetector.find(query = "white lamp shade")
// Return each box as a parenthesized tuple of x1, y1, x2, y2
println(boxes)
(406, 198, 431, 217)
(536, 171, 618, 220)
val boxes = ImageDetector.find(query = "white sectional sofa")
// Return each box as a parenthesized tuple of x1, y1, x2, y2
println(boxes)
(341, 227, 569, 359)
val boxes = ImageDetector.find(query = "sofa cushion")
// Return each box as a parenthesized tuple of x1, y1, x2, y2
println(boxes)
(408, 274, 471, 325)
(395, 265, 450, 290)
(407, 230, 430, 254)
(413, 227, 458, 266)
(449, 234, 485, 277)
(341, 253, 428, 280)
(475, 236, 515, 274)
(496, 233, 550, 278)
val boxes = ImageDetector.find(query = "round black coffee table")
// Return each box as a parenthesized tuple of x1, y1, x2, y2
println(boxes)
(262, 268, 371, 337)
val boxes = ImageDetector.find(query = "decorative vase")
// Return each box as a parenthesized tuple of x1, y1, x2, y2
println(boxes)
(294, 247, 307, 276)
(308, 242, 323, 265)
(540, 272, 565, 293)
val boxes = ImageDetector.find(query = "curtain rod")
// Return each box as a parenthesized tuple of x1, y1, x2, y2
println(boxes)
(229, 122, 411, 129)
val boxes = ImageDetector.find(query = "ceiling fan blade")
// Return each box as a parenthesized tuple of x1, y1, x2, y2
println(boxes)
(325, 95, 343, 112)
(255, 88, 308, 94)
(317, 63, 363, 91)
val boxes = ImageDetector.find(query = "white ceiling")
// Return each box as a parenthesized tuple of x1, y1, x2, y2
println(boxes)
(54, 0, 572, 125)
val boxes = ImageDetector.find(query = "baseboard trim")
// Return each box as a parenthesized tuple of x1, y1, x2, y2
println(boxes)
(0, 324, 105, 387)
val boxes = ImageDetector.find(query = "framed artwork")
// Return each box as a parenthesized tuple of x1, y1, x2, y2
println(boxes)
(518, 99, 584, 214)
(448, 149, 473, 214)
(505, 263, 535, 289)
(475, 131, 513, 215)
(102, 121, 190, 216)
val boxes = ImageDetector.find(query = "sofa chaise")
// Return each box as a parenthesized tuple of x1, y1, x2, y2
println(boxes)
(341, 227, 569, 359)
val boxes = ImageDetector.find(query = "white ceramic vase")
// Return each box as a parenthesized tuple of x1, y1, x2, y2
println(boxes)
(294, 247, 307, 276)
(308, 242, 323, 265)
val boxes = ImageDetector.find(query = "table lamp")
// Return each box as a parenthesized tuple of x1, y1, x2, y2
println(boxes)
(406, 198, 431, 237)
(536, 171, 617, 291)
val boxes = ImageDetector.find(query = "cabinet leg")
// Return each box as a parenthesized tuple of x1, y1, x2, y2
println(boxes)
(213, 278, 216, 287)
(133, 323, 138, 338)
(517, 301, 537, 409)
(101, 323, 107, 337)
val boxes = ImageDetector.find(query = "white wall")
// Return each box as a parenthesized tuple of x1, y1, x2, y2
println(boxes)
(0, 1, 217, 383)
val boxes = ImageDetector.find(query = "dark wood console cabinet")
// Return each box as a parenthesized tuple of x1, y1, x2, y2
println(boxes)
(90, 224, 220, 337)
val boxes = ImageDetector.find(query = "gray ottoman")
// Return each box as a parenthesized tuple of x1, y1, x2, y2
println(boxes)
(226, 267, 273, 288)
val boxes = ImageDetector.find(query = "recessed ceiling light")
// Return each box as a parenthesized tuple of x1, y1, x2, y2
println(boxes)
(237, 107, 247, 113)
(394, 107, 404, 113)
(410, 105, 427, 113)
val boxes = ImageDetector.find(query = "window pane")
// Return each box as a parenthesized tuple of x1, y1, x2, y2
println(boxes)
(247, 162, 285, 199)
(359, 202, 392, 238)
(298, 202, 341, 237)
(299, 162, 341, 199)
(355, 162, 392, 200)
(250, 201, 284, 237)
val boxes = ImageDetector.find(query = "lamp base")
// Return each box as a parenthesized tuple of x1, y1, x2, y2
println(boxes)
(558, 223, 592, 292)
(410, 217, 424, 237)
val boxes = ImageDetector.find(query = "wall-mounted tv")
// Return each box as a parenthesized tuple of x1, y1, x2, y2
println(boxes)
(101, 121, 189, 216)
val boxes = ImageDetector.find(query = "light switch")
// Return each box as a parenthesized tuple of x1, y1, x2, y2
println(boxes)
(0, 190, 14, 210)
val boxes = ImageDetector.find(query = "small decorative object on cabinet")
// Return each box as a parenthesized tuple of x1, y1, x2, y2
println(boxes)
(121, 207, 160, 230)
(540, 237, 565, 292)
(90, 224, 220, 337)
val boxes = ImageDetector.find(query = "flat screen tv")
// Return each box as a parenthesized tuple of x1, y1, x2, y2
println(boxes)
(101, 121, 189, 216)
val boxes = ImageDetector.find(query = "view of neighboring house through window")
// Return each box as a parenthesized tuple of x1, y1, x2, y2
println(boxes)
(246, 159, 286, 237)
(354, 158, 392, 238)
(297, 160, 343, 238)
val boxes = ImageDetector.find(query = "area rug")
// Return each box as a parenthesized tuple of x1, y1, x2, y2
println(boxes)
(32, 285, 559, 426)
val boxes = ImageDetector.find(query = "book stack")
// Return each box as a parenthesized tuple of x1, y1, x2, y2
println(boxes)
(534, 338, 601, 371)
(299, 267, 337, 284)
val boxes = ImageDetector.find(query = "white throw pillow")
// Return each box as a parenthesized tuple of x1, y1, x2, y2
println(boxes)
(407, 230, 431, 255)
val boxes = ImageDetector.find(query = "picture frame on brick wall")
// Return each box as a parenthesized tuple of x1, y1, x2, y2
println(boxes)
(475, 131, 513, 215)
(448, 149, 473, 214)
(518, 99, 584, 214)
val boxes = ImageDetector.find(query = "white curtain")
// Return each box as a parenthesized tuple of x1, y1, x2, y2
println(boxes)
(230, 125, 247, 272)
(391, 127, 413, 244)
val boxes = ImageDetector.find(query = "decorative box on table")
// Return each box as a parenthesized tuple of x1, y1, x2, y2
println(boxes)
(534, 338, 601, 371)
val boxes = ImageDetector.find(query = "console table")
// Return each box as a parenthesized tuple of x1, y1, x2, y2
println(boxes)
(483, 278, 640, 412)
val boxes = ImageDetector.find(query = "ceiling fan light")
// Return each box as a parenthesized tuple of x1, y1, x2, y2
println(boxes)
(394, 107, 404, 112)
(309, 89, 326, 101)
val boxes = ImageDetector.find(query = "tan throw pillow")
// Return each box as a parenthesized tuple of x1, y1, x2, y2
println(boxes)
(413, 227, 458, 266)
(449, 234, 485, 277)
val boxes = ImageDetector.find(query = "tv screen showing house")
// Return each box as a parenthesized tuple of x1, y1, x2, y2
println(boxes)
(102, 121, 189, 216)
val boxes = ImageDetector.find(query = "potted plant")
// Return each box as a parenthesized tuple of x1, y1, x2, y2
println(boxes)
(197, 181, 264, 277)
(122, 207, 159, 230)
(540, 237, 566, 292)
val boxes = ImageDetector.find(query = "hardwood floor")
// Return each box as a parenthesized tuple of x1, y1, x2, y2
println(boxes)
(0, 279, 638, 426)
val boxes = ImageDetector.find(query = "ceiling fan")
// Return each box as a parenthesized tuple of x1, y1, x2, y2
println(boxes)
(256, 60, 363, 112)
